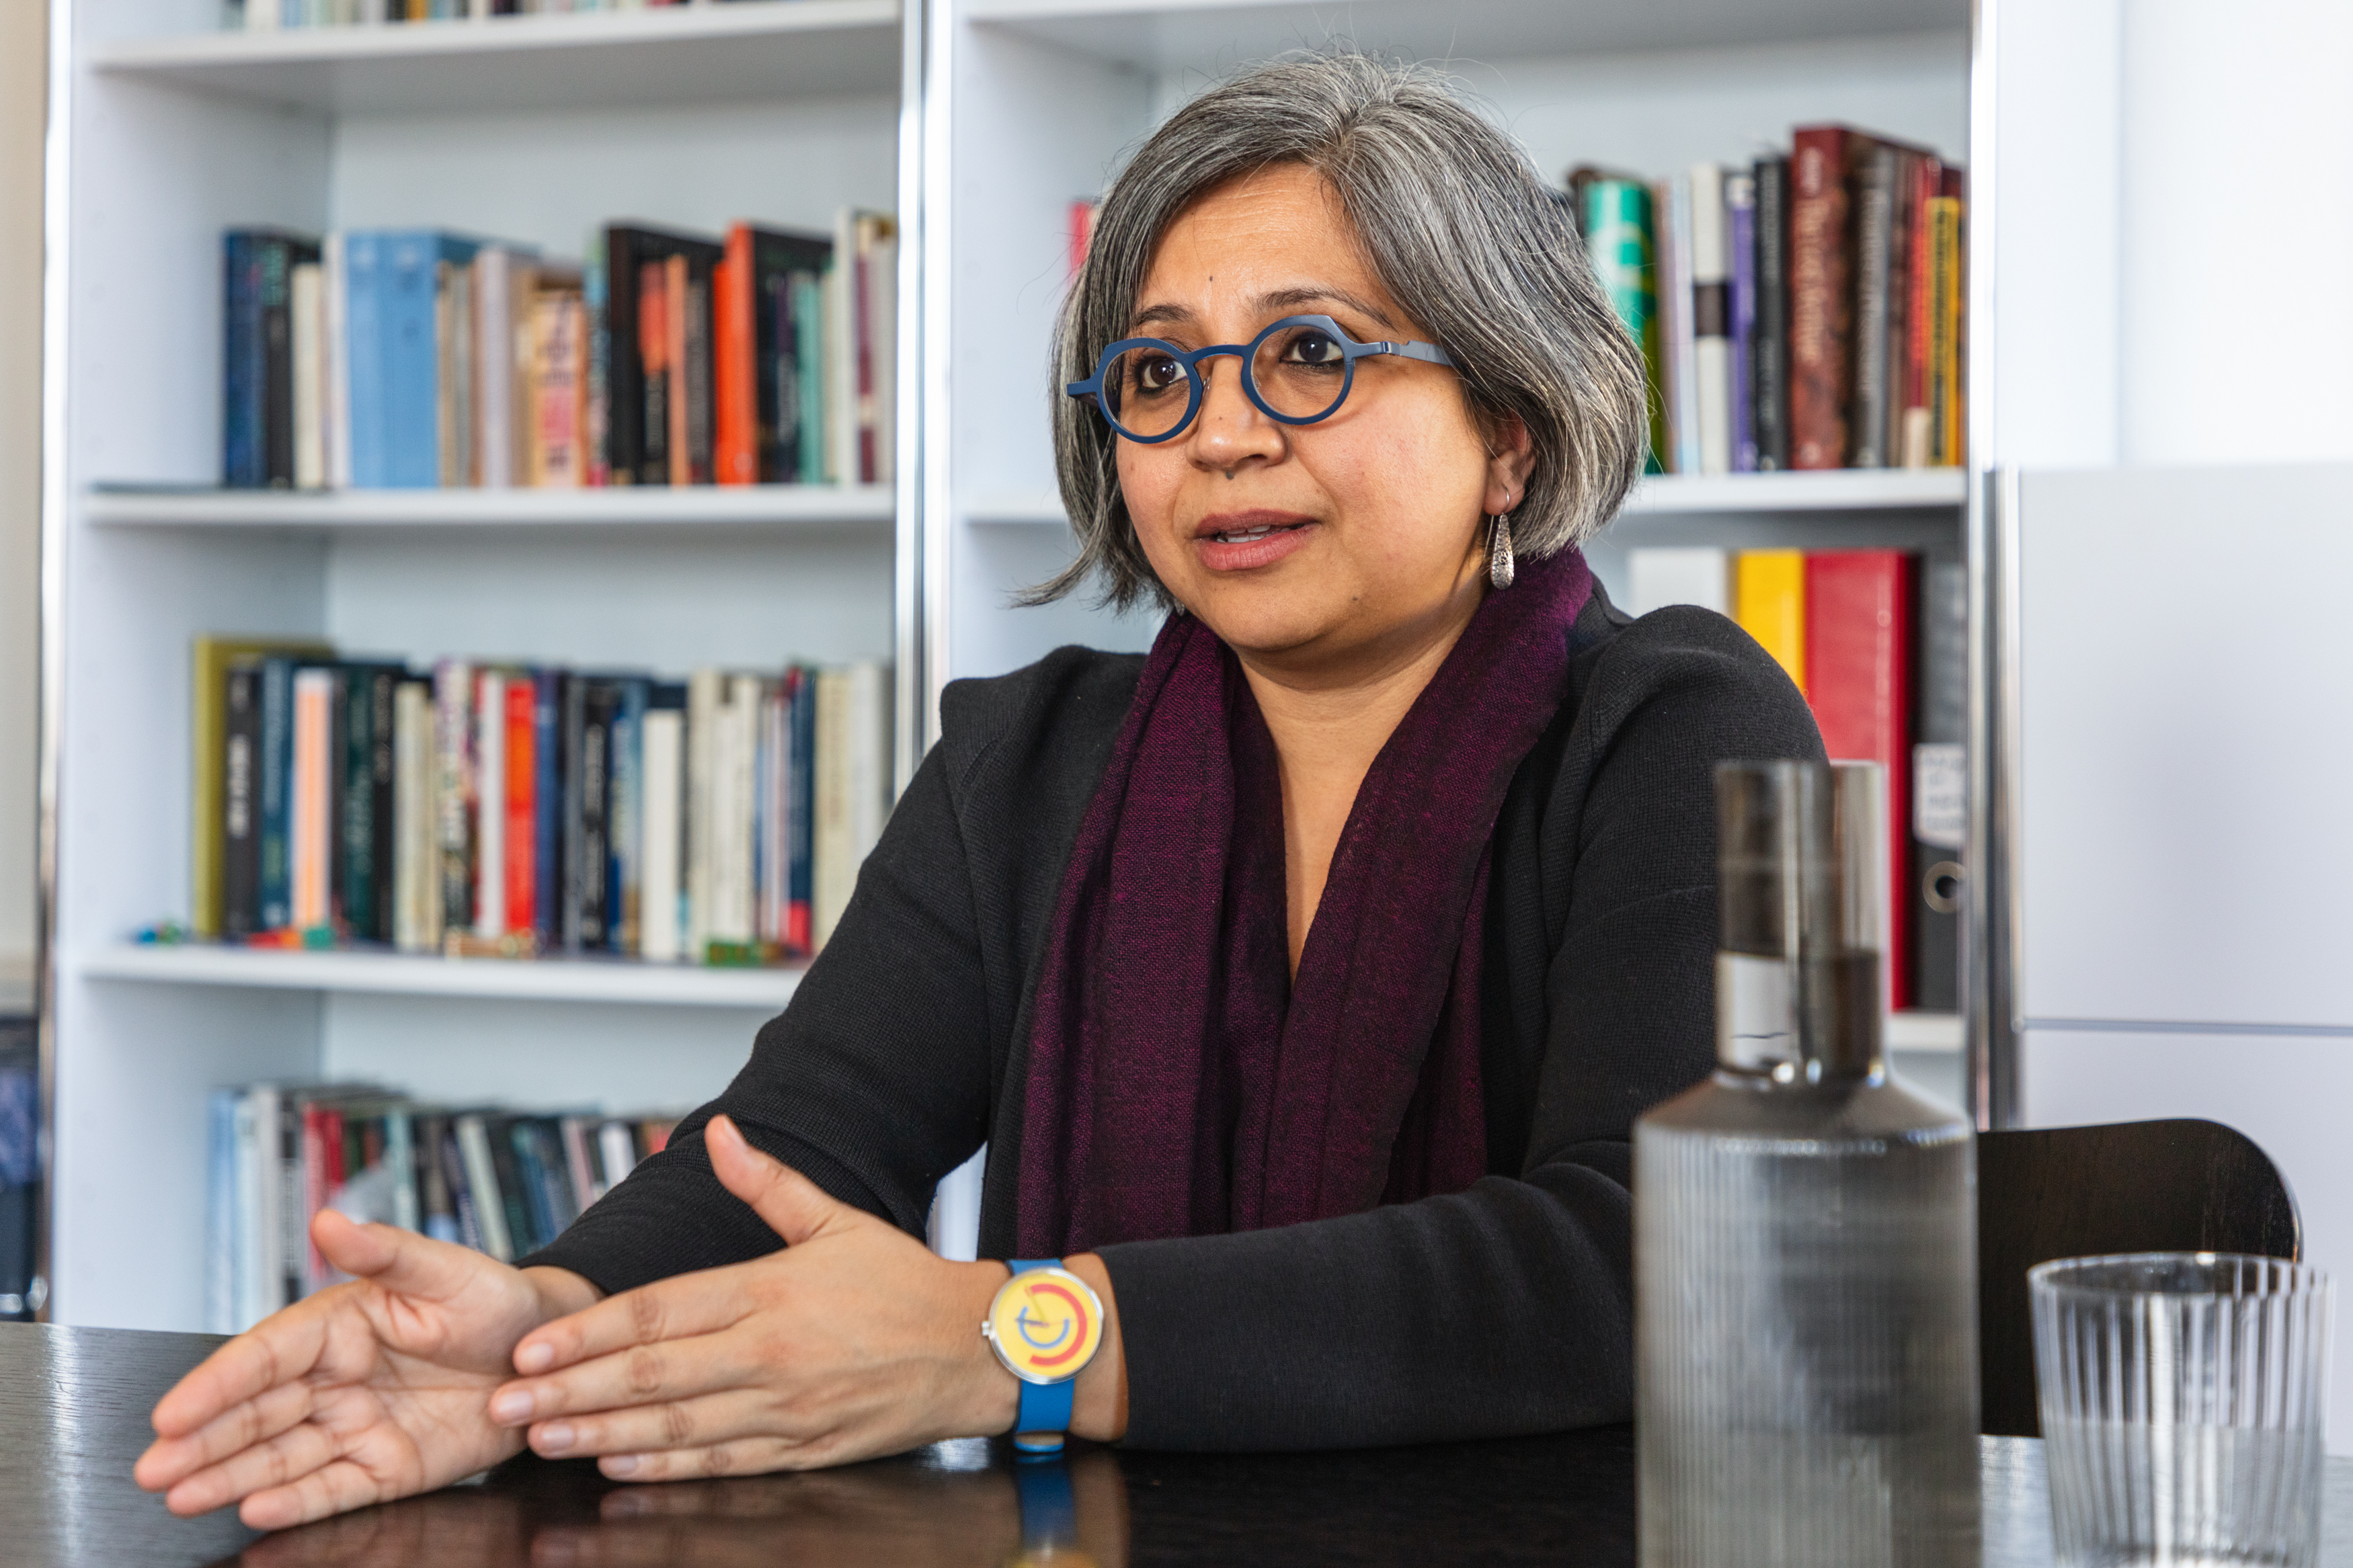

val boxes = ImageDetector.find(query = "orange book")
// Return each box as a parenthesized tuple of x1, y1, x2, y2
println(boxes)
(666, 253, 691, 486)
(714, 226, 757, 485)
(504, 677, 536, 940)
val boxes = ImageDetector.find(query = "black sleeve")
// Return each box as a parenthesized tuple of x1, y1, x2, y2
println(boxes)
(1096, 612, 1825, 1450)
(519, 741, 994, 1294)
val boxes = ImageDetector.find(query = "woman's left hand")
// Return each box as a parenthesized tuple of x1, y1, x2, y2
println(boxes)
(484, 1115, 1026, 1479)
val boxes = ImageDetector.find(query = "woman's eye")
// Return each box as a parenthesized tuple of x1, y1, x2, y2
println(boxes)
(1136, 355, 1186, 393)
(1281, 331, 1345, 367)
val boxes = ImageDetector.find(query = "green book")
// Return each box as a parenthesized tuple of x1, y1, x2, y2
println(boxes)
(1581, 178, 1667, 476)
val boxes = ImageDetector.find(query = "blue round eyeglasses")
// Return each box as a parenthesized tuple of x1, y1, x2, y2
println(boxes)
(1064, 313, 1456, 444)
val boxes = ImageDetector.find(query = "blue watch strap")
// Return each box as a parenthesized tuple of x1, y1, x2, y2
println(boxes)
(1008, 1258, 1074, 1455)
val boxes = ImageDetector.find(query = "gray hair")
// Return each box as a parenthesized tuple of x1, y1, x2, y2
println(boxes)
(1035, 50, 1648, 612)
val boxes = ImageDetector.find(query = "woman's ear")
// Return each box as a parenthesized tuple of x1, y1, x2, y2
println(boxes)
(1482, 413, 1537, 517)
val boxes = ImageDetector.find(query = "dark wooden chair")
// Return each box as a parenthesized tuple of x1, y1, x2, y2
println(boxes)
(1977, 1118, 2300, 1436)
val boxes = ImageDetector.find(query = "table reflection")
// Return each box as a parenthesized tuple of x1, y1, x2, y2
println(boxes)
(215, 1445, 1131, 1568)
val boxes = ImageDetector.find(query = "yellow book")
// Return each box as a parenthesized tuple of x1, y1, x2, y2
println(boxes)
(1734, 551, 1807, 696)
(1928, 196, 1964, 467)
(191, 635, 331, 939)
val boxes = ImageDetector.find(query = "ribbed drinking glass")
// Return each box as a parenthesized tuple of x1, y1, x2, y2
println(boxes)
(2032, 1253, 2332, 1567)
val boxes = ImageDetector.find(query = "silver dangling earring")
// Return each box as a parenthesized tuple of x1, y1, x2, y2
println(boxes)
(1487, 513, 1516, 589)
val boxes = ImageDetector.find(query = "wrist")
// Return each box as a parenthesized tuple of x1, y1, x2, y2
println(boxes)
(520, 1264, 603, 1325)
(961, 1260, 1019, 1437)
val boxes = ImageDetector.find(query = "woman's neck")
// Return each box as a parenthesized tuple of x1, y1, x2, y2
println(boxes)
(1235, 576, 1486, 976)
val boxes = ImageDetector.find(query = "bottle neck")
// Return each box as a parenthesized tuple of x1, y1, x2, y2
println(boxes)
(1715, 950, 1884, 1083)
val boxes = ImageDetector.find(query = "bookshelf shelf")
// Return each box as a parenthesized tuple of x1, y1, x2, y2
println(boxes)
(963, 470, 1966, 528)
(964, 0, 1964, 73)
(79, 943, 803, 1010)
(83, 484, 896, 533)
(89, 1, 904, 114)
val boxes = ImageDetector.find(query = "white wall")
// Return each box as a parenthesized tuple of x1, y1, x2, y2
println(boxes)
(0, 0, 42, 1014)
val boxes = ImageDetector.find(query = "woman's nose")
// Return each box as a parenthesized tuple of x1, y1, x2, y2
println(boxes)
(1187, 356, 1283, 469)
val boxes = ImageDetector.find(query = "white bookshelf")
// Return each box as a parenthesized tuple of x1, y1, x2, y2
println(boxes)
(89, 1, 903, 113)
(79, 943, 804, 1009)
(85, 483, 896, 531)
(918, 0, 1977, 1106)
(43, 0, 914, 1329)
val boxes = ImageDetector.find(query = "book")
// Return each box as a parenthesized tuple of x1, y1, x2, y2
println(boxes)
(600, 224, 725, 486)
(292, 261, 325, 490)
(1898, 153, 1944, 468)
(813, 661, 889, 950)
(1849, 141, 1899, 470)
(1654, 173, 1696, 475)
(474, 669, 506, 939)
(1928, 190, 1965, 466)
(392, 678, 440, 954)
(1803, 550, 1917, 1009)
(1751, 155, 1790, 471)
(1626, 548, 1730, 618)
(1911, 560, 1968, 1013)
(433, 659, 475, 940)
(1688, 163, 1732, 477)
(1725, 171, 1757, 474)
(194, 636, 330, 939)
(290, 667, 336, 933)
(1733, 550, 1807, 695)
(1788, 127, 1858, 469)
(1578, 175, 1665, 474)
(350, 231, 484, 489)
(338, 663, 403, 943)
(639, 694, 686, 962)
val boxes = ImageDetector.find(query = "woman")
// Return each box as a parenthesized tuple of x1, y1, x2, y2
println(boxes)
(138, 52, 1819, 1528)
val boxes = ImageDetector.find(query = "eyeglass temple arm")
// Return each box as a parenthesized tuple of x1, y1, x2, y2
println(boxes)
(1377, 340, 1455, 367)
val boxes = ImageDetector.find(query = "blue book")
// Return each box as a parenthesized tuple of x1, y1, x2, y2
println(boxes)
(356, 231, 482, 489)
(223, 233, 265, 489)
(344, 232, 387, 488)
(205, 1090, 239, 1334)
(606, 677, 647, 949)
(257, 655, 294, 930)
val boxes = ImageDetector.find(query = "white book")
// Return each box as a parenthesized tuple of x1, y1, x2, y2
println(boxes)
(387, 1111, 420, 1235)
(454, 1115, 512, 1263)
(472, 249, 516, 489)
(813, 661, 892, 950)
(245, 0, 279, 32)
(1689, 162, 1732, 478)
(684, 669, 723, 960)
(474, 671, 506, 937)
(1626, 547, 1732, 618)
(758, 682, 787, 943)
(712, 675, 760, 944)
(639, 707, 684, 962)
(598, 1120, 639, 1190)
(291, 262, 325, 490)
(1661, 172, 1702, 477)
(865, 218, 898, 485)
(247, 1084, 283, 1320)
(846, 660, 891, 868)
(323, 233, 351, 490)
(232, 1090, 267, 1329)
(393, 680, 439, 953)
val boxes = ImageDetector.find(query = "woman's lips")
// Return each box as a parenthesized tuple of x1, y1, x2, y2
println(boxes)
(1193, 512, 1318, 573)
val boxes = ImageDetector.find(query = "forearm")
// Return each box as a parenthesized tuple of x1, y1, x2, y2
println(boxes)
(522, 1265, 604, 1319)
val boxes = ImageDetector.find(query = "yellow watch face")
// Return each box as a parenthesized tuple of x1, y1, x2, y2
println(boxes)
(988, 1266, 1104, 1384)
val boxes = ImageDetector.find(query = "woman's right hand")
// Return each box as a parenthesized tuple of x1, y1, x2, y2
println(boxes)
(134, 1208, 601, 1530)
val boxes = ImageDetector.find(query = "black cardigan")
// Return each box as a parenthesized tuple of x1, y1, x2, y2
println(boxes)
(524, 585, 1823, 1450)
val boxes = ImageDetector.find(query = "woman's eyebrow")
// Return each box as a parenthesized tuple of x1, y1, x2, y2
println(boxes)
(1129, 302, 1196, 331)
(1257, 286, 1398, 329)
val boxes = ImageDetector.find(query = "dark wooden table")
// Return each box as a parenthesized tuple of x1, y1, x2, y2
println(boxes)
(7, 1322, 2352, 1566)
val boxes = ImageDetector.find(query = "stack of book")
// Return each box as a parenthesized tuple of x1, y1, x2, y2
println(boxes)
(204, 1082, 680, 1331)
(190, 640, 893, 964)
(1624, 548, 1966, 1014)
(1573, 124, 1964, 476)
(221, 212, 896, 491)
(225, 0, 762, 33)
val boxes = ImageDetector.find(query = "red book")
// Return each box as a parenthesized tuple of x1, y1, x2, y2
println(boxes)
(713, 224, 756, 485)
(1803, 550, 1917, 1009)
(1787, 126, 1856, 468)
(505, 677, 536, 939)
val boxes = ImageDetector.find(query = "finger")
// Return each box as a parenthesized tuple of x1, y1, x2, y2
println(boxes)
(135, 1376, 315, 1493)
(493, 1329, 749, 1428)
(707, 1115, 847, 1249)
(150, 1307, 332, 1441)
(241, 1456, 401, 1532)
(524, 1388, 805, 1461)
(161, 1413, 344, 1519)
(596, 1435, 812, 1483)
(315, 1209, 497, 1302)
(510, 1270, 750, 1379)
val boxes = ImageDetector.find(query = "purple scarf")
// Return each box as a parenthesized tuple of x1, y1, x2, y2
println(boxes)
(1014, 548, 1595, 1256)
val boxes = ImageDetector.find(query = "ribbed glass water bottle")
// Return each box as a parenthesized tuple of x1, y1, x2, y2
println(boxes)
(1636, 760, 1979, 1568)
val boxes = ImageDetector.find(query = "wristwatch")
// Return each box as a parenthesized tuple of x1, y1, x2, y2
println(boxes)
(982, 1260, 1105, 1455)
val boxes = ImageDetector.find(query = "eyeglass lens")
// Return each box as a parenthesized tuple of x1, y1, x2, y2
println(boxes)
(1102, 322, 1354, 439)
